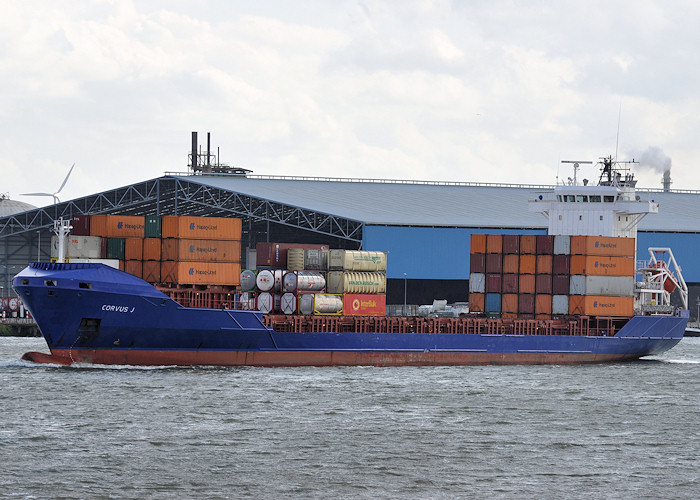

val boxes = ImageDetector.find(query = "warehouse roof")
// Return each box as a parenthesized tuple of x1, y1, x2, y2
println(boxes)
(183, 174, 700, 232)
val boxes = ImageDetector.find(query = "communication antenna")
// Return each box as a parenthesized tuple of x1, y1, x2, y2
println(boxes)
(561, 160, 593, 185)
(615, 100, 622, 161)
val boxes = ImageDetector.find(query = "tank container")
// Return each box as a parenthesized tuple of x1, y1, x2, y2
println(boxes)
(283, 271, 326, 292)
(298, 294, 315, 315)
(469, 273, 485, 293)
(313, 294, 344, 315)
(553, 235, 571, 255)
(502, 274, 518, 294)
(486, 234, 502, 254)
(470, 253, 486, 274)
(520, 235, 536, 254)
(536, 235, 554, 254)
(329, 250, 387, 272)
(239, 292, 256, 310)
(327, 272, 386, 294)
(257, 292, 280, 314)
(552, 295, 569, 315)
(485, 293, 501, 313)
(502, 234, 520, 254)
(240, 270, 257, 292)
(280, 293, 297, 315)
(485, 254, 503, 274)
(256, 269, 275, 291)
(470, 234, 486, 254)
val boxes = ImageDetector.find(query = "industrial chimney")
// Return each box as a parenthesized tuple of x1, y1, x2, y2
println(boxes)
(662, 170, 671, 192)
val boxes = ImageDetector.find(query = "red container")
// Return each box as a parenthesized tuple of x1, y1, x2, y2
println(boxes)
(519, 254, 536, 274)
(485, 254, 503, 274)
(520, 235, 536, 254)
(71, 214, 91, 236)
(535, 274, 553, 294)
(552, 274, 570, 295)
(501, 294, 518, 313)
(485, 273, 502, 293)
(502, 274, 519, 293)
(536, 294, 552, 314)
(519, 274, 535, 294)
(143, 238, 161, 261)
(342, 294, 386, 316)
(502, 235, 520, 254)
(536, 255, 552, 275)
(553, 254, 570, 275)
(124, 260, 143, 279)
(486, 234, 503, 254)
(470, 253, 486, 273)
(256, 243, 329, 268)
(518, 293, 535, 314)
(536, 235, 554, 255)
(469, 293, 485, 312)
(503, 254, 519, 274)
(142, 261, 160, 282)
(125, 238, 143, 261)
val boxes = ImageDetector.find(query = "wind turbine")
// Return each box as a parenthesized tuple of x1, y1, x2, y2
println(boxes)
(21, 163, 75, 204)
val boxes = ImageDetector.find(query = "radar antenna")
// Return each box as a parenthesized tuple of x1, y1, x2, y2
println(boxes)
(560, 160, 593, 186)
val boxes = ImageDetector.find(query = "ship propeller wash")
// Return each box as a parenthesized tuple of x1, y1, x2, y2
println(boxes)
(14, 156, 688, 366)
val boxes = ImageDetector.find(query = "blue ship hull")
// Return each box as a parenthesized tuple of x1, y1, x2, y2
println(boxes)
(13, 263, 687, 366)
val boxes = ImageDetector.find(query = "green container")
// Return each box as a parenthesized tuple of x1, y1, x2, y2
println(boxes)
(145, 216, 162, 238)
(107, 238, 125, 260)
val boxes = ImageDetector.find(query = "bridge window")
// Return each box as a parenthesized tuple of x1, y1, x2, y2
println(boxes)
(590, 195, 601, 202)
(564, 195, 575, 202)
(604, 196, 615, 202)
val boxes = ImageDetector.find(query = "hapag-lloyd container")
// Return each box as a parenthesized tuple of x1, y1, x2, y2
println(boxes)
(125, 238, 143, 261)
(569, 275, 634, 296)
(486, 234, 502, 254)
(143, 238, 162, 261)
(470, 234, 487, 254)
(90, 215, 145, 238)
(142, 261, 160, 283)
(582, 295, 634, 317)
(161, 239, 241, 262)
(570, 236, 636, 257)
(124, 260, 143, 279)
(160, 261, 241, 285)
(570, 255, 635, 276)
(329, 250, 387, 272)
(161, 216, 242, 240)
(342, 294, 387, 316)
(327, 272, 386, 294)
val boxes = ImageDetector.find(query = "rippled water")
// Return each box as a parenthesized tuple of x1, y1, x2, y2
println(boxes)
(1, 337, 698, 499)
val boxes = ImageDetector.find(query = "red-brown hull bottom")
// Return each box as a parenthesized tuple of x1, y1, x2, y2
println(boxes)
(23, 349, 643, 367)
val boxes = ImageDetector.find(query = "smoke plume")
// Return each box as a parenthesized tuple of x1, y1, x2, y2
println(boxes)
(633, 146, 672, 190)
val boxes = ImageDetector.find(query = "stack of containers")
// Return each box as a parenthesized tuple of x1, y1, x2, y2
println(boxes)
(468, 233, 635, 319)
(89, 214, 146, 273)
(142, 215, 162, 282)
(160, 216, 242, 286)
(568, 236, 635, 317)
(327, 250, 387, 317)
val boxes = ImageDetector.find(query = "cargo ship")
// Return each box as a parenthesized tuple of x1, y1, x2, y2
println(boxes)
(14, 157, 689, 366)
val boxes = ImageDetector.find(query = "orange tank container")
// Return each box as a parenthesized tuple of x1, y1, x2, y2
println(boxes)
(519, 235, 536, 254)
(519, 274, 535, 294)
(570, 256, 635, 276)
(503, 254, 519, 274)
(161, 239, 241, 262)
(536, 254, 553, 275)
(469, 293, 485, 313)
(142, 238, 161, 261)
(486, 234, 503, 254)
(159, 261, 241, 285)
(125, 238, 143, 261)
(161, 216, 242, 240)
(124, 260, 143, 279)
(89, 215, 145, 238)
(570, 236, 636, 257)
(501, 294, 518, 313)
(519, 254, 536, 274)
(535, 294, 552, 315)
(582, 296, 634, 317)
(470, 234, 486, 254)
(142, 261, 160, 283)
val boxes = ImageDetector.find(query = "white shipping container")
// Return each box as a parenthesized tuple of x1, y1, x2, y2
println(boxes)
(552, 295, 569, 314)
(469, 273, 486, 293)
(52, 235, 104, 259)
(327, 271, 386, 294)
(304, 248, 329, 270)
(553, 235, 571, 255)
(569, 275, 634, 296)
(329, 250, 387, 272)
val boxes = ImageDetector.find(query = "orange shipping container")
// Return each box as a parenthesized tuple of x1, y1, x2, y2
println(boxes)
(570, 236, 636, 257)
(90, 215, 145, 238)
(519, 274, 535, 294)
(535, 294, 552, 315)
(161, 239, 241, 262)
(582, 295, 634, 317)
(161, 216, 242, 240)
(570, 256, 635, 276)
(501, 294, 518, 313)
(536, 255, 552, 275)
(469, 293, 485, 313)
(503, 254, 520, 274)
(520, 235, 537, 254)
(125, 238, 143, 261)
(160, 261, 241, 285)
(142, 261, 160, 282)
(143, 238, 161, 261)
(124, 260, 143, 279)
(470, 234, 486, 254)
(519, 254, 536, 274)
(486, 234, 503, 254)
(342, 294, 386, 316)
(569, 295, 585, 315)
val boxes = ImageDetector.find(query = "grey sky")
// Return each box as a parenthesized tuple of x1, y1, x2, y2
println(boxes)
(2, 0, 699, 207)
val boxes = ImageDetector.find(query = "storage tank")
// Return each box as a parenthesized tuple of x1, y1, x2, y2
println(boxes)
(312, 294, 343, 315)
(256, 270, 275, 292)
(240, 270, 257, 292)
(283, 271, 326, 292)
